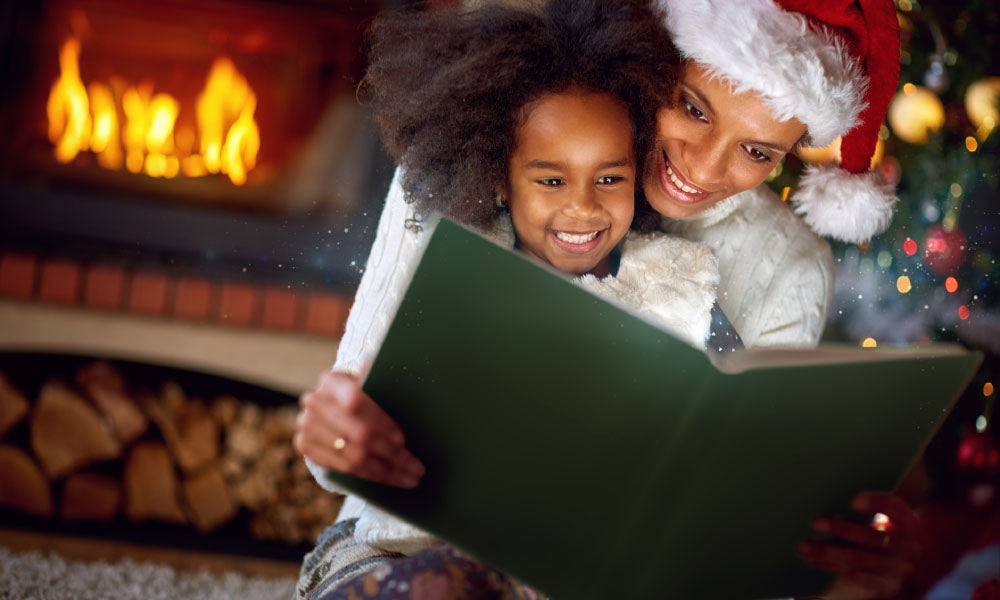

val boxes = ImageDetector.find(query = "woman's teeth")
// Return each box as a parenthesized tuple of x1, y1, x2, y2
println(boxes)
(554, 231, 599, 244)
(666, 163, 701, 194)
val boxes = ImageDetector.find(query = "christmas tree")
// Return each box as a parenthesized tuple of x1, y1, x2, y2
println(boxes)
(769, 0, 999, 590)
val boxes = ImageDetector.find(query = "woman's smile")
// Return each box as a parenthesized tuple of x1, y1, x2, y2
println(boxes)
(657, 149, 710, 204)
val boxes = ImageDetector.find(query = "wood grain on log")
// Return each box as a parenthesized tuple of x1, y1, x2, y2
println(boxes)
(124, 441, 186, 524)
(181, 466, 237, 532)
(0, 445, 54, 517)
(30, 381, 122, 479)
(76, 362, 148, 444)
(145, 385, 219, 475)
(0, 373, 29, 440)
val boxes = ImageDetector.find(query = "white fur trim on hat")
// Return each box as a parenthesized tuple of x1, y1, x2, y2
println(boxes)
(792, 163, 897, 244)
(660, 0, 866, 146)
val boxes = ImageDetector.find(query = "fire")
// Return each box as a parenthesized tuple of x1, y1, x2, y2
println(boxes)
(46, 37, 260, 185)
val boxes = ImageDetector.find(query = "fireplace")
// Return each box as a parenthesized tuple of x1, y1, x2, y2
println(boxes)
(0, 0, 402, 560)
(2, 0, 389, 208)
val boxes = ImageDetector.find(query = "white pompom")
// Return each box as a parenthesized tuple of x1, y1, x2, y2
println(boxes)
(792, 163, 898, 244)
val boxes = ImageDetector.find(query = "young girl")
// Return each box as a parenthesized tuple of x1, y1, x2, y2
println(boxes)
(295, 0, 720, 597)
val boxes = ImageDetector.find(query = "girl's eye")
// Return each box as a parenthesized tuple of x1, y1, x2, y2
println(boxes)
(597, 176, 624, 185)
(743, 145, 773, 163)
(538, 178, 564, 187)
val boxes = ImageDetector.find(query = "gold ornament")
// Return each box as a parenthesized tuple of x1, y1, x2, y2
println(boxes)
(965, 77, 1000, 141)
(797, 136, 841, 164)
(888, 84, 945, 144)
(795, 136, 883, 169)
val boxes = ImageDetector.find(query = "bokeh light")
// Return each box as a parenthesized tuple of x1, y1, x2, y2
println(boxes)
(862, 337, 878, 348)
(903, 238, 917, 256)
(897, 276, 912, 293)
(945, 277, 958, 293)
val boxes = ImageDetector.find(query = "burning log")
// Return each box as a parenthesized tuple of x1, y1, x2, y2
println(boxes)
(30, 381, 122, 479)
(0, 445, 53, 518)
(61, 472, 121, 521)
(123, 441, 186, 524)
(0, 373, 29, 439)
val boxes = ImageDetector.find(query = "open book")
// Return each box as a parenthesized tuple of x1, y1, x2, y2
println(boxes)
(326, 219, 982, 599)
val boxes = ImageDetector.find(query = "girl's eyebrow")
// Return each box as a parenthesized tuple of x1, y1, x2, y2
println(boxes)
(525, 158, 632, 169)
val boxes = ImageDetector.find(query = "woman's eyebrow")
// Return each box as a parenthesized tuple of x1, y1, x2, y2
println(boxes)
(749, 140, 793, 154)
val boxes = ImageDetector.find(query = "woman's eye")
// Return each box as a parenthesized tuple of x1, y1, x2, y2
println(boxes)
(743, 145, 773, 163)
(538, 178, 564, 187)
(685, 101, 707, 122)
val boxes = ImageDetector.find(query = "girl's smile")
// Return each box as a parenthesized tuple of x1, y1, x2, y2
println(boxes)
(550, 228, 608, 253)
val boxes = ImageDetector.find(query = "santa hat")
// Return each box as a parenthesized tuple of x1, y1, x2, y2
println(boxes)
(659, 0, 901, 244)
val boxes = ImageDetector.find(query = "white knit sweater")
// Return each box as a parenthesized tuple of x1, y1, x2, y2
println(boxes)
(660, 184, 834, 349)
(306, 169, 722, 554)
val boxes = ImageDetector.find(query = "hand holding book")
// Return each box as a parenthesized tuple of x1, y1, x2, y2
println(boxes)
(294, 369, 424, 489)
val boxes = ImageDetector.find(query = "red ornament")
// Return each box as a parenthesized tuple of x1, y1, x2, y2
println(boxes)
(904, 238, 918, 256)
(879, 156, 902, 186)
(957, 430, 1000, 476)
(923, 224, 967, 275)
(972, 580, 1000, 600)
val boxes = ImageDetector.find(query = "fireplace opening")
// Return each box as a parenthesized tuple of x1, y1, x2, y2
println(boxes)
(0, 0, 406, 564)
(0, 352, 342, 561)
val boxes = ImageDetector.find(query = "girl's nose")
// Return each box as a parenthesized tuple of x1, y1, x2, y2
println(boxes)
(564, 185, 600, 217)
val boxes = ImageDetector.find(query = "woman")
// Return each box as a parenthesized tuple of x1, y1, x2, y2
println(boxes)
(297, 0, 915, 598)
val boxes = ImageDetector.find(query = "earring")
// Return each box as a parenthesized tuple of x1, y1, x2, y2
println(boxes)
(494, 190, 506, 209)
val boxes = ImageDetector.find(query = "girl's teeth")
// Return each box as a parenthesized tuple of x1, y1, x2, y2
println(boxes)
(554, 231, 599, 244)
(666, 164, 701, 194)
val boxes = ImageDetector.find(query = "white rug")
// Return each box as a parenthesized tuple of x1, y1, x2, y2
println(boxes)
(0, 545, 296, 600)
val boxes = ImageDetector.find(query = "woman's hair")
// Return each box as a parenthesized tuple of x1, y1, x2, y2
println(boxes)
(362, 0, 679, 232)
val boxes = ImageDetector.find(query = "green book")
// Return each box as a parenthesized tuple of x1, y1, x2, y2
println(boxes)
(326, 219, 982, 599)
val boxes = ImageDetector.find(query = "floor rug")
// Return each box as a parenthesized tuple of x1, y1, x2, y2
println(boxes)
(0, 545, 295, 600)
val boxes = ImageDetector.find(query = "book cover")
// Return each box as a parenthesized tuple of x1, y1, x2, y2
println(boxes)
(327, 219, 982, 599)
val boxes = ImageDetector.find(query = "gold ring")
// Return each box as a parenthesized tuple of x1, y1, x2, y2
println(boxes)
(333, 437, 347, 451)
(881, 534, 890, 550)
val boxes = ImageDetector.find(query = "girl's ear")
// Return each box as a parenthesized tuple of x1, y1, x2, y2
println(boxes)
(494, 189, 506, 209)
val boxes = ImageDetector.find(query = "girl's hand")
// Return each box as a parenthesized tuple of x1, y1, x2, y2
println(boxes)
(798, 493, 925, 600)
(293, 369, 425, 488)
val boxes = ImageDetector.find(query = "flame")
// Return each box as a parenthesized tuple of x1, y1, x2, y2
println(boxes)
(197, 57, 260, 184)
(47, 37, 260, 185)
(47, 38, 91, 163)
(87, 82, 122, 169)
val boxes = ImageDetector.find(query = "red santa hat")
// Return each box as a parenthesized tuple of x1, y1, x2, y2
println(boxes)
(659, 0, 901, 244)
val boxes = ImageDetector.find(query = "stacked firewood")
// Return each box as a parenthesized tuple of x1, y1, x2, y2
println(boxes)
(0, 362, 342, 545)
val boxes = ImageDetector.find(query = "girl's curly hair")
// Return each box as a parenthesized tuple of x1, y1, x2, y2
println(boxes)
(362, 0, 679, 232)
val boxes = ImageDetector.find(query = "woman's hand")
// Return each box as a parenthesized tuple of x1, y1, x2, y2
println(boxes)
(798, 493, 925, 600)
(293, 369, 425, 488)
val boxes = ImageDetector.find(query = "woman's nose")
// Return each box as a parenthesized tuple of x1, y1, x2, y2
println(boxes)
(682, 137, 727, 189)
